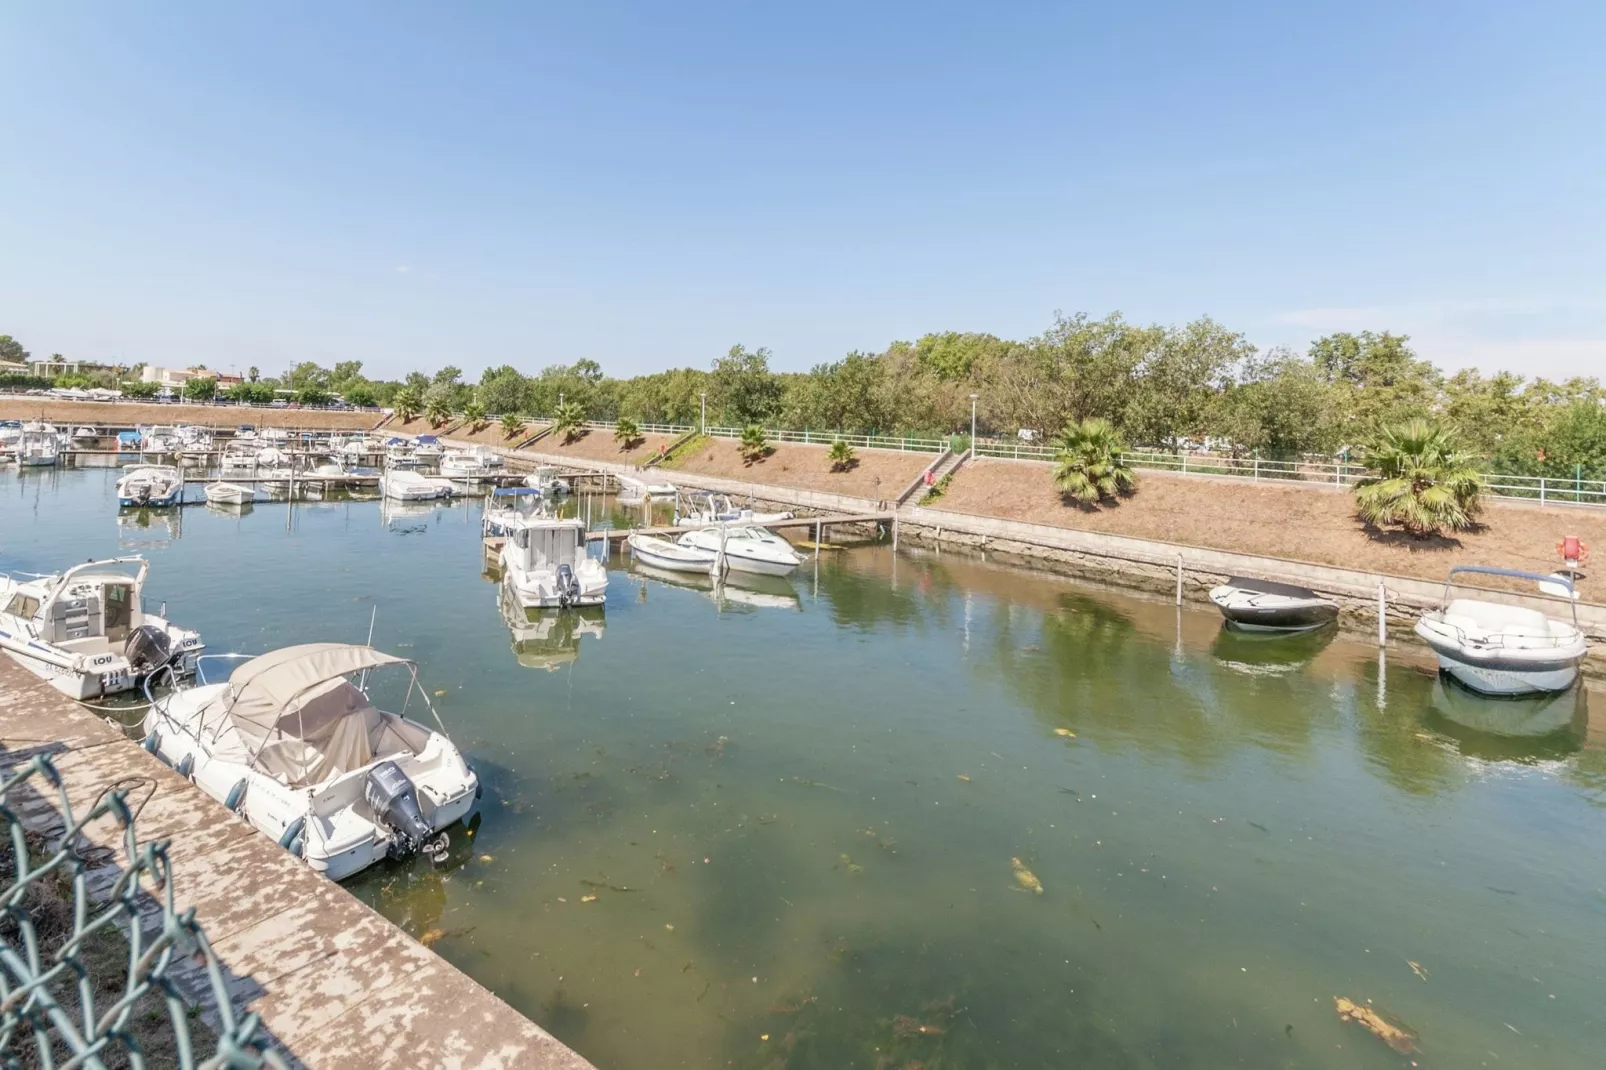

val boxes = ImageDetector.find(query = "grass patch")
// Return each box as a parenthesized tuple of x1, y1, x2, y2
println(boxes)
(656, 433, 712, 470)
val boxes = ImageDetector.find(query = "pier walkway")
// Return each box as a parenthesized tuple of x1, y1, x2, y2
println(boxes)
(0, 657, 595, 1070)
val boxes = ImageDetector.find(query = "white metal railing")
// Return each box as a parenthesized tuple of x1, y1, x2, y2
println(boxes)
(703, 426, 946, 453)
(579, 419, 696, 436)
(970, 439, 1606, 507)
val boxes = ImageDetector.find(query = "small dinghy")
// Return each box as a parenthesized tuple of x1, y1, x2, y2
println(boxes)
(616, 475, 679, 505)
(1208, 576, 1339, 632)
(204, 481, 259, 506)
(142, 643, 480, 880)
(675, 491, 792, 527)
(381, 469, 453, 501)
(627, 531, 718, 573)
(1414, 566, 1588, 696)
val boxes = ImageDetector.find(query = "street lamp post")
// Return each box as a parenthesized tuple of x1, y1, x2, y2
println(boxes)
(699, 392, 707, 435)
(969, 393, 979, 459)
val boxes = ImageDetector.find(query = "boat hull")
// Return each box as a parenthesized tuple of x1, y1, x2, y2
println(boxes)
(1209, 588, 1339, 632)
(722, 553, 799, 576)
(1431, 653, 1578, 696)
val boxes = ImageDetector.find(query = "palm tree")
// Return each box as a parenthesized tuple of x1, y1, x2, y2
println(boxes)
(827, 439, 857, 471)
(1052, 417, 1135, 504)
(462, 401, 487, 431)
(500, 411, 526, 439)
(425, 393, 452, 428)
(1354, 419, 1482, 537)
(552, 400, 586, 443)
(394, 386, 422, 423)
(614, 417, 640, 449)
(739, 424, 770, 463)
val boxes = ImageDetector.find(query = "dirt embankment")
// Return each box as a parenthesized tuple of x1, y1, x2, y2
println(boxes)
(0, 397, 381, 431)
(932, 458, 1606, 598)
(664, 438, 931, 502)
(519, 428, 680, 464)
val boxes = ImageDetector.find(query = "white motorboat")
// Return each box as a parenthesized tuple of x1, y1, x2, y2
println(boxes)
(205, 481, 259, 506)
(140, 424, 179, 453)
(616, 474, 678, 505)
(627, 531, 718, 573)
(677, 525, 802, 576)
(142, 643, 479, 881)
(260, 427, 289, 444)
(487, 492, 607, 609)
(0, 557, 203, 700)
(381, 469, 454, 501)
(235, 425, 258, 442)
(1208, 576, 1340, 632)
(71, 426, 98, 444)
(116, 464, 185, 508)
(177, 426, 216, 460)
(255, 446, 292, 470)
(439, 446, 504, 479)
(524, 466, 571, 496)
(675, 491, 792, 527)
(385, 439, 421, 468)
(1414, 566, 1588, 696)
(17, 423, 60, 467)
(412, 435, 444, 463)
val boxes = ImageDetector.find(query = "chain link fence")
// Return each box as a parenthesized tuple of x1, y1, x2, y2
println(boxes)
(1, 753, 288, 1070)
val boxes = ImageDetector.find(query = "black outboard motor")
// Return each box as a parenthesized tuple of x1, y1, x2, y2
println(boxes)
(364, 760, 449, 862)
(555, 562, 581, 607)
(124, 625, 174, 675)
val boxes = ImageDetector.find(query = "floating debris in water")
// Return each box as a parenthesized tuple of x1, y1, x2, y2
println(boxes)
(1333, 996, 1417, 1053)
(479, 854, 494, 863)
(1408, 960, 1429, 982)
(956, 774, 971, 783)
(581, 894, 598, 903)
(837, 853, 864, 875)
(1053, 728, 1075, 738)
(891, 1014, 945, 1038)
(420, 928, 445, 947)
(1247, 821, 1269, 833)
(434, 689, 447, 697)
(664, 924, 675, 932)
(1010, 857, 1044, 894)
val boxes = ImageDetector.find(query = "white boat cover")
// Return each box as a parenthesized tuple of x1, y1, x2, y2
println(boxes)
(186, 644, 429, 787)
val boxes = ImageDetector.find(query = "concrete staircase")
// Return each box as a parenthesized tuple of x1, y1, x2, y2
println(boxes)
(895, 448, 969, 506)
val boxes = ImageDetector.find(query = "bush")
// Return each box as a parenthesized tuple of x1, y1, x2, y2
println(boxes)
(739, 424, 771, 463)
(1354, 419, 1482, 537)
(614, 417, 640, 448)
(1052, 417, 1135, 504)
(827, 439, 857, 471)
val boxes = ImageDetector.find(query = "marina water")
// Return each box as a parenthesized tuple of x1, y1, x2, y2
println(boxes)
(5, 466, 1604, 1068)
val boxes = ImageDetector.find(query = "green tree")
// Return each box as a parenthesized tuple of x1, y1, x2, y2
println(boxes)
(226, 382, 274, 404)
(182, 375, 218, 402)
(1212, 349, 1339, 457)
(462, 401, 487, 430)
(394, 386, 422, 422)
(296, 384, 331, 406)
(476, 365, 532, 417)
(738, 423, 771, 463)
(283, 361, 331, 392)
(710, 345, 784, 426)
(1354, 419, 1482, 538)
(1052, 417, 1135, 504)
(0, 335, 29, 365)
(247, 365, 260, 382)
(121, 380, 161, 399)
(552, 399, 587, 443)
(613, 416, 640, 448)
(343, 384, 377, 408)
(827, 439, 857, 471)
(500, 411, 526, 439)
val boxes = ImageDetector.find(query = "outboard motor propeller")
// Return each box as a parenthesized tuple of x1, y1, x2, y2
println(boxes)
(124, 625, 175, 675)
(555, 562, 580, 607)
(363, 760, 448, 861)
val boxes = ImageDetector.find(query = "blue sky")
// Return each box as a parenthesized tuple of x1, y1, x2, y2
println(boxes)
(2, 1, 1603, 381)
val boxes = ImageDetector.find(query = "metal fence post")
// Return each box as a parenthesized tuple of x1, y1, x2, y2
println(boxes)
(1253, 451, 1259, 481)
(1540, 477, 1546, 505)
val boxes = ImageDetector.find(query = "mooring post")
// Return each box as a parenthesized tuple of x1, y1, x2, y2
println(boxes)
(1175, 554, 1183, 606)
(815, 519, 822, 559)
(1376, 582, 1387, 646)
(892, 514, 899, 552)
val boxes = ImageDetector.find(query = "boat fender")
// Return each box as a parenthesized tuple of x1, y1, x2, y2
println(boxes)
(176, 753, 194, 779)
(278, 816, 306, 852)
(142, 731, 160, 755)
(224, 779, 247, 811)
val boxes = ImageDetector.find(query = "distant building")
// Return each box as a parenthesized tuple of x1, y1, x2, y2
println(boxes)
(141, 366, 243, 388)
(29, 357, 107, 377)
(0, 359, 29, 375)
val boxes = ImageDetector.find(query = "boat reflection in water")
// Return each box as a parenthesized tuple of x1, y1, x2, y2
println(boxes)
(1424, 676, 1589, 761)
(116, 508, 182, 546)
(203, 499, 255, 519)
(500, 589, 606, 671)
(631, 559, 803, 612)
(1208, 622, 1336, 677)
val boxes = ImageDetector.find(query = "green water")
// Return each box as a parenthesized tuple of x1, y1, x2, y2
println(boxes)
(5, 466, 1605, 1069)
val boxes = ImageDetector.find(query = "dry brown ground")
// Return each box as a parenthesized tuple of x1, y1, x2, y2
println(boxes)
(666, 438, 931, 502)
(521, 428, 681, 463)
(934, 459, 1606, 598)
(0, 398, 380, 431)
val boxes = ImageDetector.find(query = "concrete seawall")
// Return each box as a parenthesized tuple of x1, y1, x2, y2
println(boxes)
(0, 658, 596, 1070)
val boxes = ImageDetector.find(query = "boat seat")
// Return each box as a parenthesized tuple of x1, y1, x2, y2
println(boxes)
(1441, 599, 1560, 642)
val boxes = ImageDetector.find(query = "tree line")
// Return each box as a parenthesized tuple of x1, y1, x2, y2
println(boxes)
(6, 313, 1604, 478)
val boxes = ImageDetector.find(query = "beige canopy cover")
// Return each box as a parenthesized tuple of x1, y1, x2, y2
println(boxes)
(198, 644, 428, 788)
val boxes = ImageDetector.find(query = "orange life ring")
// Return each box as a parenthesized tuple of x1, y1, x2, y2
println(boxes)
(1557, 537, 1589, 566)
